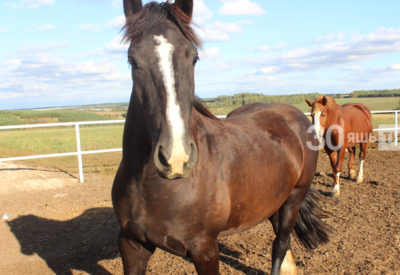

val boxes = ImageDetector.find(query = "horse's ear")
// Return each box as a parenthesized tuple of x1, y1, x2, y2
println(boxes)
(175, 0, 193, 19)
(124, 0, 143, 18)
(305, 99, 314, 107)
(321, 96, 328, 106)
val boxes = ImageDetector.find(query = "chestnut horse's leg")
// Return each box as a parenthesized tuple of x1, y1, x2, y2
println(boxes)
(270, 188, 308, 275)
(331, 148, 346, 195)
(357, 142, 368, 183)
(348, 146, 357, 180)
(190, 237, 220, 275)
(327, 151, 340, 194)
(118, 231, 155, 275)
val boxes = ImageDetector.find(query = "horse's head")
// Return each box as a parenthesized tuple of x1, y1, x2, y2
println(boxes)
(305, 96, 336, 144)
(123, 0, 199, 179)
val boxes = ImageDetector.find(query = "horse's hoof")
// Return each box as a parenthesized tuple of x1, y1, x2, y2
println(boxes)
(280, 250, 298, 275)
(330, 186, 340, 196)
(349, 170, 357, 180)
(331, 190, 340, 197)
(356, 176, 364, 183)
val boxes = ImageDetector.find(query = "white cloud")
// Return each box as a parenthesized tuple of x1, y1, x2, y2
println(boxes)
(111, 0, 120, 9)
(0, 51, 131, 109)
(105, 34, 129, 53)
(219, 0, 266, 16)
(314, 32, 345, 42)
(106, 15, 125, 29)
(18, 42, 69, 53)
(200, 47, 221, 60)
(0, 38, 131, 107)
(260, 66, 279, 74)
(79, 23, 101, 31)
(5, 0, 54, 9)
(250, 27, 400, 75)
(255, 43, 288, 52)
(391, 64, 400, 70)
(196, 20, 251, 42)
(0, 27, 7, 32)
(194, 26, 400, 98)
(193, 0, 214, 25)
(363, 27, 400, 42)
(37, 24, 56, 30)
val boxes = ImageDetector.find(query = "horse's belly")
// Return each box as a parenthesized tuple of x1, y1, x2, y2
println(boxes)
(219, 185, 292, 237)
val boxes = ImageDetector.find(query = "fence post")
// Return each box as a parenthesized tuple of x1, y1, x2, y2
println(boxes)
(395, 111, 398, 146)
(75, 123, 84, 183)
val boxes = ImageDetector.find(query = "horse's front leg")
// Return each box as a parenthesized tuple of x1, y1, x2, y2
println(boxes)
(190, 236, 220, 275)
(332, 148, 346, 195)
(327, 150, 340, 194)
(118, 230, 155, 275)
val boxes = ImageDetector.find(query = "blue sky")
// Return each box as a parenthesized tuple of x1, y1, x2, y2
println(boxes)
(1, 0, 400, 110)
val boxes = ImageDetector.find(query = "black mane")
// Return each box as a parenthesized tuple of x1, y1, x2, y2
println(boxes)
(123, 1, 201, 48)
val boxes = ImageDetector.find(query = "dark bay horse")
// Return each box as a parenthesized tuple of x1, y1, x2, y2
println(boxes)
(305, 96, 372, 195)
(112, 1, 329, 274)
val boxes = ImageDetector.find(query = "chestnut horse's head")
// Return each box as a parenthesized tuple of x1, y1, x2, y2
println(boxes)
(123, 0, 200, 179)
(305, 96, 336, 144)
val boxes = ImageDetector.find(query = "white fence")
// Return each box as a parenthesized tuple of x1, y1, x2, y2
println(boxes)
(0, 111, 398, 183)
(0, 120, 124, 183)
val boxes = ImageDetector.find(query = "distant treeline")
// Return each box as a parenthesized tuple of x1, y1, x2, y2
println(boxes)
(203, 89, 400, 108)
(0, 110, 108, 126)
(203, 93, 320, 108)
(349, 89, 400, 98)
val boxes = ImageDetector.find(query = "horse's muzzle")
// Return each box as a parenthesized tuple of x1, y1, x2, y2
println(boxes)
(153, 140, 198, 179)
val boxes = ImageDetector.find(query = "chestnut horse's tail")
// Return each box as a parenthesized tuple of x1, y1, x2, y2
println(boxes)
(294, 188, 330, 250)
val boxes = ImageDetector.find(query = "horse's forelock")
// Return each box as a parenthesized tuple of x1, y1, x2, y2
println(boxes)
(122, 2, 201, 48)
(314, 96, 336, 108)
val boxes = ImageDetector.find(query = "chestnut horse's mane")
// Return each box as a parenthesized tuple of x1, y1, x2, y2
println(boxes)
(123, 1, 201, 48)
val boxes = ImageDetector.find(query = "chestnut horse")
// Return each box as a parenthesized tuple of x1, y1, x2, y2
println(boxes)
(305, 96, 372, 195)
(112, 1, 329, 274)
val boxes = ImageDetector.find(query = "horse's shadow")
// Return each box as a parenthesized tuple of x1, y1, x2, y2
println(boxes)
(7, 207, 119, 275)
(219, 244, 267, 274)
(8, 207, 268, 274)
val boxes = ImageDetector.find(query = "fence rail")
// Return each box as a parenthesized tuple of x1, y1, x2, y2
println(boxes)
(0, 110, 398, 182)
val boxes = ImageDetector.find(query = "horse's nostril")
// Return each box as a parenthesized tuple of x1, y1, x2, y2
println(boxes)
(158, 146, 169, 168)
(186, 141, 198, 168)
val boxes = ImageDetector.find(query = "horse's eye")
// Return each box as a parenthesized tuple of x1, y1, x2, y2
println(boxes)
(193, 54, 199, 65)
(128, 56, 138, 69)
(321, 112, 326, 117)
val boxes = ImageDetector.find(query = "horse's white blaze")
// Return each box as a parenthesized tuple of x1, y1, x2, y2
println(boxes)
(280, 250, 297, 275)
(314, 111, 324, 145)
(154, 35, 189, 175)
(357, 160, 365, 183)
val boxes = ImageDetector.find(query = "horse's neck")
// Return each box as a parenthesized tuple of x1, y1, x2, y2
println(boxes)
(329, 105, 343, 125)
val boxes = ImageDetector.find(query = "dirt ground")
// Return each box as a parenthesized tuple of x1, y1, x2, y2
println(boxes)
(0, 146, 399, 275)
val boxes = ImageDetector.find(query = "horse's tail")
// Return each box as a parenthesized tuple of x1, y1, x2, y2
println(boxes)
(294, 188, 330, 250)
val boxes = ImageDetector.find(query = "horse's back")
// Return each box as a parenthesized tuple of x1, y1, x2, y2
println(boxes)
(225, 102, 318, 183)
(227, 102, 312, 131)
(341, 103, 372, 133)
